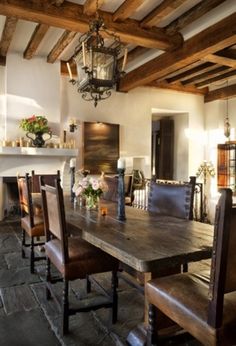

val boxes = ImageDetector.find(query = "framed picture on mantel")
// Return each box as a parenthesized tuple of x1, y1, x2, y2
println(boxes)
(84, 122, 120, 174)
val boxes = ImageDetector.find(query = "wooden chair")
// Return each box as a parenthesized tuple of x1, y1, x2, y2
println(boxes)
(146, 188, 236, 346)
(101, 175, 134, 205)
(40, 177, 119, 335)
(31, 170, 60, 193)
(148, 177, 196, 220)
(17, 174, 45, 273)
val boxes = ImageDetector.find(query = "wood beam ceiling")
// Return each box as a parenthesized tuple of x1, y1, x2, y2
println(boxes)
(202, 53, 236, 68)
(24, 23, 49, 59)
(148, 80, 208, 95)
(195, 69, 236, 88)
(0, 0, 181, 50)
(113, 0, 145, 22)
(47, 30, 77, 63)
(165, 0, 226, 34)
(141, 0, 189, 28)
(83, 0, 105, 16)
(205, 84, 236, 102)
(0, 16, 18, 57)
(119, 13, 236, 92)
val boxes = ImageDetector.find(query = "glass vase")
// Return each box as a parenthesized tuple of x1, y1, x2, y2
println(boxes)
(86, 195, 99, 210)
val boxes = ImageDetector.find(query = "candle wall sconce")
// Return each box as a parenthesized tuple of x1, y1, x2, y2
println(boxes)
(69, 119, 77, 132)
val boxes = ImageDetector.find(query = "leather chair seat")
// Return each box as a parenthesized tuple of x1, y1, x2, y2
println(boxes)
(45, 236, 119, 280)
(146, 271, 236, 345)
(21, 215, 45, 237)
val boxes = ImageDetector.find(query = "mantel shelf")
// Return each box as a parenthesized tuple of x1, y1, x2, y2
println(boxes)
(0, 147, 78, 157)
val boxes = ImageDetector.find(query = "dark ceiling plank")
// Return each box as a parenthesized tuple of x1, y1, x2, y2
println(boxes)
(166, 62, 216, 83)
(158, 60, 204, 81)
(24, 23, 49, 59)
(196, 70, 236, 88)
(148, 80, 208, 95)
(0, 0, 181, 50)
(218, 48, 236, 59)
(113, 0, 145, 22)
(141, 0, 189, 28)
(182, 66, 231, 85)
(204, 83, 236, 102)
(202, 53, 236, 68)
(47, 30, 77, 63)
(83, 0, 105, 15)
(119, 13, 236, 92)
(165, 0, 226, 34)
(0, 16, 18, 56)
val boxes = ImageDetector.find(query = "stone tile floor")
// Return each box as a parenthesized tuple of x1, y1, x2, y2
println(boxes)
(0, 217, 205, 346)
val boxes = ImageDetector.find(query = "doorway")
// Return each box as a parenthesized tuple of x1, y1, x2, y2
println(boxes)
(151, 111, 189, 181)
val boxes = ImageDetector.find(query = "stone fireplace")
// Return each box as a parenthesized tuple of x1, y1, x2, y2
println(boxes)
(0, 147, 78, 220)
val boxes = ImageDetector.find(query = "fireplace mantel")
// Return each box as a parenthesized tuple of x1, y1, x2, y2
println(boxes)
(0, 147, 78, 220)
(0, 147, 78, 157)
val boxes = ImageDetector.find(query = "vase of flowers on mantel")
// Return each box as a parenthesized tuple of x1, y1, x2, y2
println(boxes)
(72, 171, 108, 210)
(19, 115, 52, 147)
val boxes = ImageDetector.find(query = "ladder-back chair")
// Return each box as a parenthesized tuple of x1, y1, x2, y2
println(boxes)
(40, 177, 119, 335)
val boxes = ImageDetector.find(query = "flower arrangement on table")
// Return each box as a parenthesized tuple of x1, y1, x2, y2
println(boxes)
(72, 171, 108, 209)
(19, 115, 51, 134)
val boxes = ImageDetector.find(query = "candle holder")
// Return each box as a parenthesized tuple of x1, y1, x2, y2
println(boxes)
(117, 168, 126, 221)
(70, 166, 75, 203)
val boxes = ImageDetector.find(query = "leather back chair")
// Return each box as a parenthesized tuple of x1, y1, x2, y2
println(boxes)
(17, 174, 45, 273)
(101, 175, 134, 205)
(146, 189, 236, 346)
(101, 176, 118, 202)
(31, 170, 60, 193)
(148, 179, 195, 220)
(40, 177, 119, 335)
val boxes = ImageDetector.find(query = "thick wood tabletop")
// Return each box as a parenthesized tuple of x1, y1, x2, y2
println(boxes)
(65, 199, 213, 273)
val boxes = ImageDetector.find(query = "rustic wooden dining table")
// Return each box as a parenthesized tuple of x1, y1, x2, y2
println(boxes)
(64, 198, 214, 345)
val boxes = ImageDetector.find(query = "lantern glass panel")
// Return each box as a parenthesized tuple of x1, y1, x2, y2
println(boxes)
(92, 50, 115, 81)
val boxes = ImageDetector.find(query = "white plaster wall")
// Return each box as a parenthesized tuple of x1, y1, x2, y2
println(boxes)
(5, 53, 61, 141)
(61, 76, 205, 179)
(0, 66, 6, 140)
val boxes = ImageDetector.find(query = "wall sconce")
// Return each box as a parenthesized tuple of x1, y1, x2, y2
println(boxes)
(69, 119, 77, 132)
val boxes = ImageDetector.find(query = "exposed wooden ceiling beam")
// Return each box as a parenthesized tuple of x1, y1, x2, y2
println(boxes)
(0, 16, 18, 56)
(141, 0, 188, 28)
(113, 0, 145, 22)
(183, 66, 232, 85)
(24, 23, 49, 59)
(0, 0, 181, 50)
(148, 80, 208, 95)
(202, 53, 236, 68)
(47, 30, 77, 63)
(83, 0, 105, 16)
(195, 70, 236, 88)
(119, 13, 236, 92)
(166, 62, 216, 84)
(165, 0, 226, 34)
(204, 83, 236, 102)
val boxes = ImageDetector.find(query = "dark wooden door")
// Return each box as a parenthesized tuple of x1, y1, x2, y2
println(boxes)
(155, 118, 174, 180)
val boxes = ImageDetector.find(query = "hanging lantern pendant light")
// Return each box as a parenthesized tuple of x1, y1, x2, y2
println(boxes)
(68, 1, 127, 107)
(224, 80, 231, 140)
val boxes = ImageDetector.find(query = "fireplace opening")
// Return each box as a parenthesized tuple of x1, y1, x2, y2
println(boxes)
(3, 177, 20, 218)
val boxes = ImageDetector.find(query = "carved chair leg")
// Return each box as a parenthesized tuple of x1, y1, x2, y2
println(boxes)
(86, 274, 91, 293)
(112, 270, 118, 324)
(21, 229, 26, 258)
(62, 279, 69, 335)
(46, 257, 51, 300)
(30, 237, 35, 274)
(147, 303, 158, 346)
